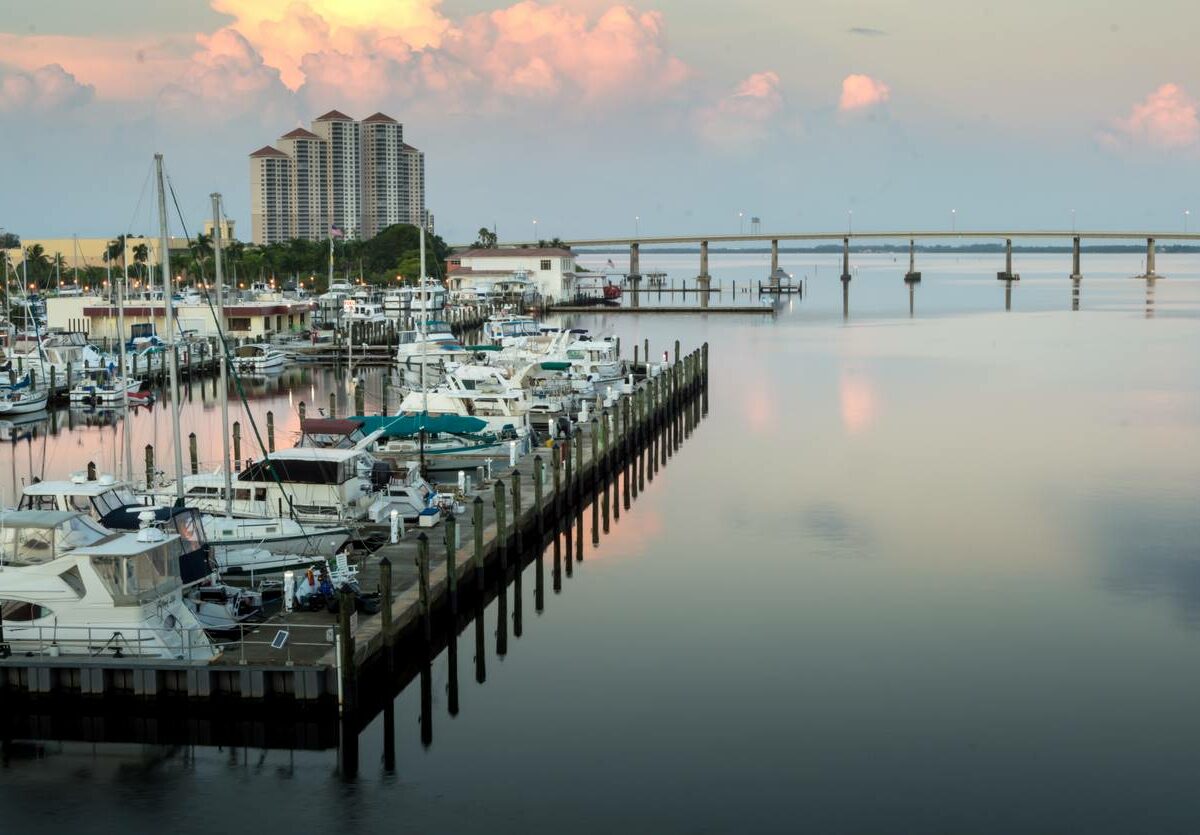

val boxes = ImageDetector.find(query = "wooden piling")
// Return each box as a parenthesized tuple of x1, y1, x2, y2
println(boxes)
(338, 589, 357, 713)
(533, 455, 544, 542)
(188, 432, 198, 475)
(511, 470, 522, 556)
(299, 400, 306, 421)
(266, 410, 275, 452)
(232, 421, 242, 471)
(416, 533, 431, 642)
(329, 392, 336, 419)
(379, 557, 393, 670)
(473, 496, 485, 592)
(144, 444, 154, 489)
(354, 381, 365, 415)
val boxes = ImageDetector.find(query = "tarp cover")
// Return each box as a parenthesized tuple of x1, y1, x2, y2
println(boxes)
(353, 413, 488, 436)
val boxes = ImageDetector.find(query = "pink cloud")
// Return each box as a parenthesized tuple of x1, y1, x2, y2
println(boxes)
(0, 63, 94, 113)
(1101, 84, 1199, 151)
(839, 73, 890, 111)
(695, 70, 784, 148)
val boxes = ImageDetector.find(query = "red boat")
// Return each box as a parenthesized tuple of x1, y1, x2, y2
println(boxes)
(603, 283, 623, 300)
(127, 390, 156, 406)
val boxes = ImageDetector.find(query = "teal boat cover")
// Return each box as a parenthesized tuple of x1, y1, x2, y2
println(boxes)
(353, 413, 488, 436)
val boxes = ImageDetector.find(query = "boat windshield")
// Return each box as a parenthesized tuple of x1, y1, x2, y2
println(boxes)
(92, 488, 142, 516)
(0, 516, 112, 566)
(89, 541, 184, 605)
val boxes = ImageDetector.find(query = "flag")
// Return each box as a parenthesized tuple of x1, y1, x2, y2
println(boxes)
(606, 258, 615, 269)
(330, 225, 345, 239)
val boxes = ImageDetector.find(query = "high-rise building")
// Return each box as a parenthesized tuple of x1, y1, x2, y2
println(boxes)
(248, 146, 293, 245)
(277, 127, 329, 242)
(310, 110, 362, 240)
(401, 143, 428, 232)
(249, 110, 429, 245)
(361, 112, 406, 239)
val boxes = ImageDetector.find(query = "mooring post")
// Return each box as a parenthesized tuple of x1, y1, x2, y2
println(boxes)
(329, 392, 336, 419)
(562, 438, 572, 510)
(533, 455, 544, 543)
(495, 480, 508, 573)
(445, 515, 458, 617)
(473, 496, 485, 592)
(552, 443, 563, 515)
(510, 470, 522, 557)
(145, 444, 154, 488)
(338, 588, 357, 715)
(1071, 236, 1082, 280)
(232, 420, 242, 471)
(381, 377, 389, 417)
(354, 381, 364, 415)
(188, 432, 198, 475)
(379, 556, 394, 670)
(574, 427, 583, 505)
(86, 461, 96, 481)
(416, 533, 431, 642)
(590, 418, 599, 488)
(299, 400, 306, 421)
(266, 410, 275, 452)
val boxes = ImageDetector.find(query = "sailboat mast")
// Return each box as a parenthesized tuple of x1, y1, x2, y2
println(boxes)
(155, 154, 186, 502)
(118, 239, 132, 482)
(211, 194, 234, 517)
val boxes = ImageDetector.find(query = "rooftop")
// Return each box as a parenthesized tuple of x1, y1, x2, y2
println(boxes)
(280, 127, 321, 140)
(362, 112, 398, 124)
(313, 109, 354, 122)
(250, 145, 288, 158)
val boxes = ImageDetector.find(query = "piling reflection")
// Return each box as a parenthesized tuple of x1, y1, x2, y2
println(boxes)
(382, 696, 396, 774)
(419, 658, 432, 748)
(842, 279, 850, 320)
(1146, 278, 1156, 319)
(446, 628, 460, 717)
(1071, 278, 1081, 311)
(473, 596, 486, 684)
(1004, 278, 1014, 311)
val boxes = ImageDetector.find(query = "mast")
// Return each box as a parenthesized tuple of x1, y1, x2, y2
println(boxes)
(118, 238, 132, 481)
(419, 225, 427, 471)
(212, 194, 233, 517)
(155, 154, 186, 502)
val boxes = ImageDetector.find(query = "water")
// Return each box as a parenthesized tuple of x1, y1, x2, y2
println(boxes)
(3, 252, 1200, 833)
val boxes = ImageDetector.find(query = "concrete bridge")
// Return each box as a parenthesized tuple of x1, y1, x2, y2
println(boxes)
(492, 230, 1200, 286)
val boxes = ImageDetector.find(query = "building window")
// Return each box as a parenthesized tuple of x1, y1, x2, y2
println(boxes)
(228, 318, 251, 332)
(540, 259, 552, 270)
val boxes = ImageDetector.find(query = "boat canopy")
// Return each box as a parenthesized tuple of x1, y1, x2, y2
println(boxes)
(465, 345, 502, 352)
(354, 413, 488, 437)
(539, 361, 572, 371)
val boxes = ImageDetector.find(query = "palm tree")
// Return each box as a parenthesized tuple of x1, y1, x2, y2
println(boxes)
(133, 243, 149, 280)
(103, 235, 127, 264)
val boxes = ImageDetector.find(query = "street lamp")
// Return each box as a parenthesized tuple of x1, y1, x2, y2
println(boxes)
(533, 219, 538, 243)
(848, 210, 853, 235)
(635, 215, 640, 238)
(1185, 209, 1190, 235)
(951, 208, 957, 234)
(1071, 209, 1076, 234)
(738, 212, 744, 234)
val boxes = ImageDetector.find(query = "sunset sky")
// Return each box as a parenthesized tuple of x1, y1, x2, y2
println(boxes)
(1, 0, 1197, 244)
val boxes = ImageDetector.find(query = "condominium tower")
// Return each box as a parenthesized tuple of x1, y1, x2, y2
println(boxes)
(249, 109, 429, 245)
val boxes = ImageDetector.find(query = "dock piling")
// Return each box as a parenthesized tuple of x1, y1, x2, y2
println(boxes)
(188, 432, 198, 474)
(416, 534, 431, 642)
(266, 411, 275, 452)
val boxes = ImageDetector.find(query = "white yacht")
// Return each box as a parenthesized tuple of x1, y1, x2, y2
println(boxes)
(397, 375, 533, 441)
(154, 447, 435, 523)
(16, 474, 352, 565)
(342, 298, 388, 323)
(233, 343, 286, 372)
(0, 510, 218, 660)
(69, 374, 143, 405)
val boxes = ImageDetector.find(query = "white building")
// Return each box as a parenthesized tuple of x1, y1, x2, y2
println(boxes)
(447, 248, 577, 304)
(249, 146, 293, 245)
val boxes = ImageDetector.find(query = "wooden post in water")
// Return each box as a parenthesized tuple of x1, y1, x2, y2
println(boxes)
(232, 421, 242, 471)
(329, 392, 336, 419)
(381, 377, 389, 417)
(473, 496, 485, 592)
(494, 480, 508, 574)
(338, 588, 357, 714)
(562, 439, 572, 511)
(552, 444, 563, 515)
(533, 455, 544, 543)
(354, 380, 364, 415)
(379, 556, 394, 672)
(445, 515, 458, 617)
(87, 461, 96, 481)
(188, 432, 198, 475)
(145, 445, 154, 489)
(299, 400, 306, 421)
(622, 398, 632, 512)
(574, 427, 584, 506)
(416, 533, 431, 642)
(266, 410, 275, 452)
(510, 469, 523, 557)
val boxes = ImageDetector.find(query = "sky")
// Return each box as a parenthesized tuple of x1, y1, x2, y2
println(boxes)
(0, 0, 1198, 245)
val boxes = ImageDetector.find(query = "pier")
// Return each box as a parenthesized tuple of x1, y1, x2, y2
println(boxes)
(0, 343, 710, 740)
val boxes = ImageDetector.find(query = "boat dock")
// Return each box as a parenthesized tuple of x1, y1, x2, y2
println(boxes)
(551, 304, 775, 315)
(0, 343, 710, 734)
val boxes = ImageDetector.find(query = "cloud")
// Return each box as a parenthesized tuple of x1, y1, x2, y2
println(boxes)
(839, 73, 890, 111)
(0, 63, 94, 113)
(1100, 83, 1199, 151)
(158, 28, 293, 122)
(695, 70, 784, 149)
(847, 27, 887, 37)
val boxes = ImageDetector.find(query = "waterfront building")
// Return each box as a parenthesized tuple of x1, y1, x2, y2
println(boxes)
(249, 110, 430, 245)
(1, 236, 188, 278)
(447, 248, 578, 304)
(249, 145, 294, 245)
(45, 293, 313, 341)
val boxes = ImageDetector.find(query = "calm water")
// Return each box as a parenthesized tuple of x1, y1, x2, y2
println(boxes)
(3, 252, 1200, 833)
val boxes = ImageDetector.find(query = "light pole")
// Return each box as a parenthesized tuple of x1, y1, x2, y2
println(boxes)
(738, 212, 744, 234)
(635, 215, 640, 239)
(1071, 209, 1076, 233)
(1185, 210, 1190, 235)
(951, 208, 957, 234)
(532, 219, 538, 243)
(848, 210, 853, 235)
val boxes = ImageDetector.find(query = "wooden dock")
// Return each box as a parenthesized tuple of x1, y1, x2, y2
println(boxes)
(551, 304, 774, 315)
(0, 343, 710, 740)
